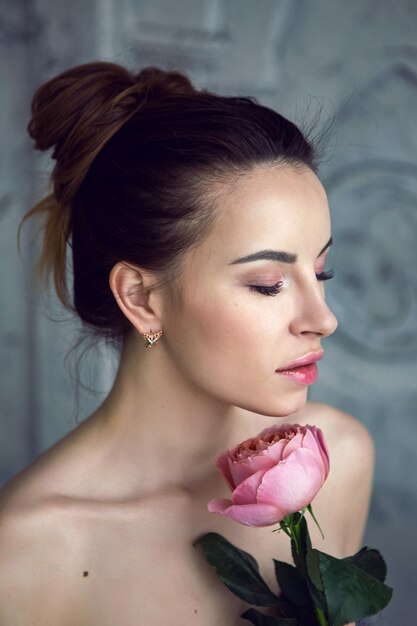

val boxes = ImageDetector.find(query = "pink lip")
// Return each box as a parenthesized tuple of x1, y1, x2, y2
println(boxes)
(275, 350, 324, 385)
(279, 350, 324, 370)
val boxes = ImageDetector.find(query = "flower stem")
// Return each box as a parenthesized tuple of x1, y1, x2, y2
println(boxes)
(314, 606, 328, 626)
(292, 521, 307, 576)
(290, 516, 328, 626)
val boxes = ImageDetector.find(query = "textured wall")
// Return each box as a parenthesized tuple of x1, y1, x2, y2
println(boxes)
(1, 0, 416, 622)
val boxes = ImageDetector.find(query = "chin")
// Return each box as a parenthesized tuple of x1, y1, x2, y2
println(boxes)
(268, 401, 307, 419)
(276, 392, 309, 418)
(239, 389, 308, 420)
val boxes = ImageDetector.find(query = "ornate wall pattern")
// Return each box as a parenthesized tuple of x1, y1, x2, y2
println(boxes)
(1, 0, 415, 622)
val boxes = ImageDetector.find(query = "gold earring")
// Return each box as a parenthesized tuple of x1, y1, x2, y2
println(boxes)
(142, 329, 163, 349)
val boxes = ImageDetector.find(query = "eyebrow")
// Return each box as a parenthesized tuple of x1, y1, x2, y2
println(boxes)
(229, 237, 333, 265)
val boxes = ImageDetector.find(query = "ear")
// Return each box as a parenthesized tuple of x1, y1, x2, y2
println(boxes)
(109, 262, 162, 335)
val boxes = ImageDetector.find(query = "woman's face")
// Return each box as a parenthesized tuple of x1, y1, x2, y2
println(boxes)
(162, 164, 338, 417)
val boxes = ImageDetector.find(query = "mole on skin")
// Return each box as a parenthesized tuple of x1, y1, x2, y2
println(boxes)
(83, 571, 89, 577)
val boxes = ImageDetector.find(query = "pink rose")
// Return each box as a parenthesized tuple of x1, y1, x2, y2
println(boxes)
(208, 423, 329, 527)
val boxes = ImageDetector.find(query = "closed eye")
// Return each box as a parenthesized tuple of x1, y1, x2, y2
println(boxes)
(316, 269, 335, 281)
(249, 281, 284, 296)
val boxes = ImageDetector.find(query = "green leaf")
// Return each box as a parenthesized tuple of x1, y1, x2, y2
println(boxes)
(305, 550, 328, 613)
(241, 608, 298, 625)
(194, 532, 279, 606)
(273, 560, 311, 607)
(297, 514, 312, 550)
(343, 547, 387, 582)
(305, 550, 324, 592)
(311, 549, 393, 626)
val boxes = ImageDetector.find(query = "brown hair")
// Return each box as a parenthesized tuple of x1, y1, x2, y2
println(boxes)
(22, 60, 318, 341)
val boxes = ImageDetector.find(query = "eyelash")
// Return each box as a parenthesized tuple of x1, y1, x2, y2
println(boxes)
(316, 269, 335, 281)
(249, 282, 284, 296)
(249, 269, 335, 296)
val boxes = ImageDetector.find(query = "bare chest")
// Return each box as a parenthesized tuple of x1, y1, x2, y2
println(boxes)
(62, 494, 346, 626)
(57, 497, 251, 626)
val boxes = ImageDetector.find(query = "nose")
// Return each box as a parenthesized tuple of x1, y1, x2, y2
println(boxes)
(289, 285, 338, 338)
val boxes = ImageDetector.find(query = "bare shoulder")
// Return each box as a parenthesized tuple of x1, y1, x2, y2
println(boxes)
(299, 401, 375, 554)
(296, 402, 374, 458)
(0, 431, 110, 625)
(0, 496, 81, 625)
(300, 400, 375, 487)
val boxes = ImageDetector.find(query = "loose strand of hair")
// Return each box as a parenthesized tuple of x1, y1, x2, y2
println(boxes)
(18, 192, 72, 309)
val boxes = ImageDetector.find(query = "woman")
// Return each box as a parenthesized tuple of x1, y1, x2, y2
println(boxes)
(0, 62, 378, 625)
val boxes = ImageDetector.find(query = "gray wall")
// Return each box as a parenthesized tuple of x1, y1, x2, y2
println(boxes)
(1, 0, 416, 622)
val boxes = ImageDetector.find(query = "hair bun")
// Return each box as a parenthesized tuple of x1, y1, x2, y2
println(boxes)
(27, 61, 145, 207)
(27, 62, 199, 207)
(134, 66, 197, 99)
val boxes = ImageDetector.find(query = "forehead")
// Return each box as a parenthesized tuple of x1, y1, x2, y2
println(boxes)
(190, 164, 330, 269)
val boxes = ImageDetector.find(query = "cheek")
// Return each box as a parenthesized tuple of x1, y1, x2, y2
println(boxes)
(179, 287, 285, 374)
(166, 287, 308, 415)
(185, 293, 255, 351)
(185, 299, 266, 400)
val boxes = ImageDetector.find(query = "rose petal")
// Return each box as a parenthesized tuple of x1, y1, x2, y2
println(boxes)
(228, 452, 277, 486)
(208, 499, 283, 527)
(207, 498, 234, 514)
(314, 426, 330, 477)
(300, 428, 328, 481)
(301, 427, 320, 453)
(214, 452, 236, 491)
(231, 468, 267, 505)
(257, 448, 325, 516)
(281, 432, 304, 459)
(261, 439, 287, 463)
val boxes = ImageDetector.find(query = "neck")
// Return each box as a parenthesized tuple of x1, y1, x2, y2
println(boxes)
(91, 333, 243, 496)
